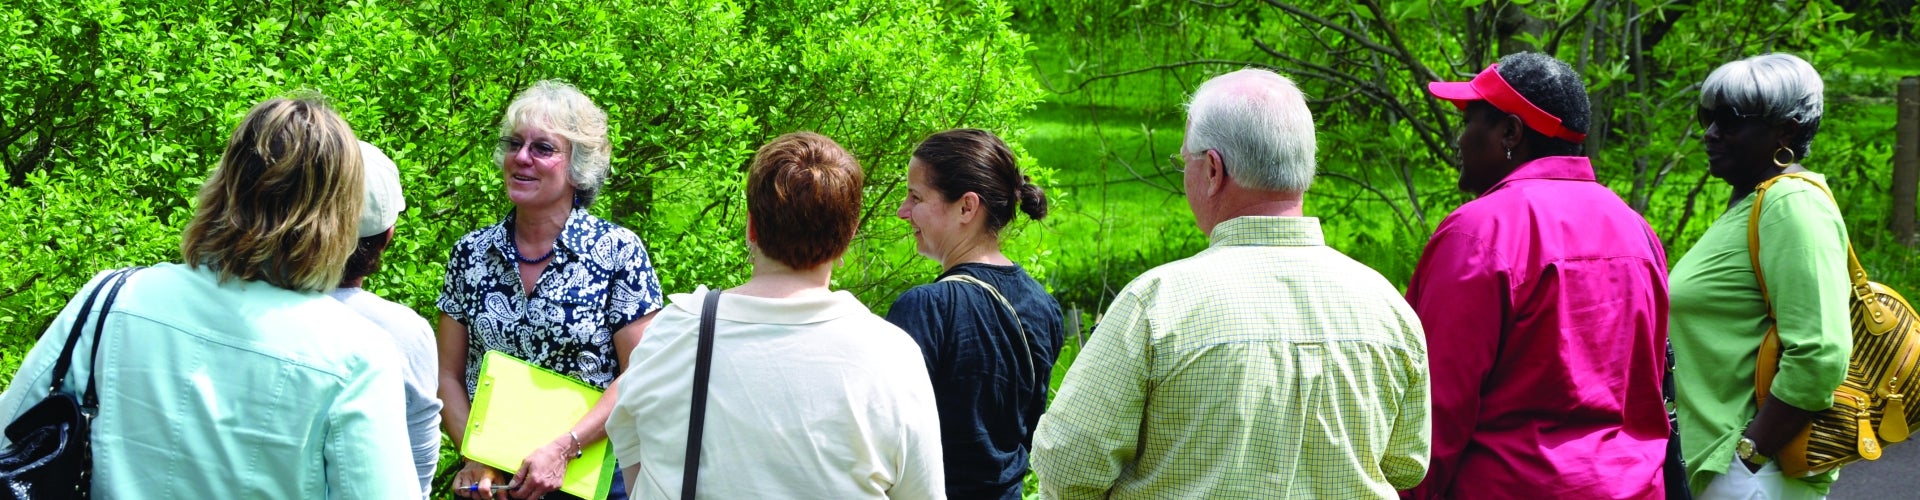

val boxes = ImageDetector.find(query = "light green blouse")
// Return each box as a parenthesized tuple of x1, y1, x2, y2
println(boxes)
(1668, 173, 1852, 494)
(0, 263, 417, 498)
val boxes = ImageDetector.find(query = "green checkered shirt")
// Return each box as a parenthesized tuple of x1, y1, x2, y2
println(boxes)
(1032, 216, 1430, 499)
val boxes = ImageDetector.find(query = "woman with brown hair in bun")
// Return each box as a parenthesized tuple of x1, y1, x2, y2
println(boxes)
(889, 128, 1065, 499)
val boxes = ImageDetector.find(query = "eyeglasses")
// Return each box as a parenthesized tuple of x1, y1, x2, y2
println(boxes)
(1169, 149, 1213, 173)
(1695, 105, 1765, 130)
(498, 137, 568, 161)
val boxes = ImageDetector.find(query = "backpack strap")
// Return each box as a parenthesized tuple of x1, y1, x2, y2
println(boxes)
(940, 274, 1036, 389)
(1748, 173, 1861, 407)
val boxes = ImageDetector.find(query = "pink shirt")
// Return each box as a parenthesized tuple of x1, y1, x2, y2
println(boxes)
(1402, 156, 1671, 499)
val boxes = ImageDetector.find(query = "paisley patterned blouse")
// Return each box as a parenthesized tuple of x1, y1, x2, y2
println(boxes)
(438, 208, 664, 397)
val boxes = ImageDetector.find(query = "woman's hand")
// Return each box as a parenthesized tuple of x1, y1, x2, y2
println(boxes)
(509, 439, 575, 499)
(1744, 393, 1819, 464)
(454, 460, 508, 500)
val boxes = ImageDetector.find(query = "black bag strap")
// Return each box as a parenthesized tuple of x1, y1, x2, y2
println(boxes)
(682, 288, 722, 500)
(83, 267, 141, 410)
(47, 267, 136, 396)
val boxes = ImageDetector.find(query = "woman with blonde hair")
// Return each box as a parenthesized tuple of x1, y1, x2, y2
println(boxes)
(0, 96, 416, 497)
(439, 80, 663, 499)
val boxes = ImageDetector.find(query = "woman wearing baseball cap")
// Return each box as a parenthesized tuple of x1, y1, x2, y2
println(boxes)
(1403, 52, 1674, 499)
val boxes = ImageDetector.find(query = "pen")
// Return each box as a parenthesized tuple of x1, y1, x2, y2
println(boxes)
(464, 482, 519, 493)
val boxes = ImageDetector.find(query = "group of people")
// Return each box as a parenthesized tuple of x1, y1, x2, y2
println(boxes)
(0, 78, 1060, 500)
(1403, 51, 1848, 500)
(1036, 50, 1841, 500)
(0, 48, 1853, 500)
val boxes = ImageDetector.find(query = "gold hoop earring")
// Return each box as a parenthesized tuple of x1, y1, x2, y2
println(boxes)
(1773, 147, 1795, 168)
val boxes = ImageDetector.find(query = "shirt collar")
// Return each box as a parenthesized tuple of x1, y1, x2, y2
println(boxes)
(668, 285, 872, 325)
(1486, 156, 1597, 193)
(494, 208, 593, 260)
(1208, 216, 1325, 248)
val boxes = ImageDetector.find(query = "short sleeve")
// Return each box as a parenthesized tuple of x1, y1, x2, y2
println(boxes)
(885, 286, 946, 375)
(437, 238, 477, 323)
(882, 331, 947, 500)
(1383, 339, 1433, 490)
(604, 228, 664, 333)
(1031, 277, 1157, 500)
(1755, 182, 1852, 412)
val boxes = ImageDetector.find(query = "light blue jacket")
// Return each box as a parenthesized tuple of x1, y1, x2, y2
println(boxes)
(0, 263, 415, 499)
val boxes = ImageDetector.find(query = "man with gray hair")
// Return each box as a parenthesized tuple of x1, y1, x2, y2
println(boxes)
(331, 141, 443, 497)
(1032, 68, 1431, 499)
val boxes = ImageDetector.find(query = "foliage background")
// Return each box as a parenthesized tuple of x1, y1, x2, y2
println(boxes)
(3, 0, 1919, 497)
(0, 0, 1043, 372)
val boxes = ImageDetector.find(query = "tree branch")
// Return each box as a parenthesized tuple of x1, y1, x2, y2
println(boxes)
(1315, 171, 1418, 237)
(0, 273, 41, 302)
(1260, 0, 1409, 71)
(1062, 59, 1271, 94)
(1545, 0, 1602, 53)
(1355, 0, 1443, 82)
(1666, 172, 1714, 249)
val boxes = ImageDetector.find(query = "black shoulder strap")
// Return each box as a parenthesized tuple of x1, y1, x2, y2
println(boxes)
(682, 288, 722, 500)
(47, 267, 134, 395)
(83, 267, 142, 409)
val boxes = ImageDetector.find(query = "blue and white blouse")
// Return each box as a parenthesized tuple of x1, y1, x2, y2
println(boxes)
(439, 208, 664, 397)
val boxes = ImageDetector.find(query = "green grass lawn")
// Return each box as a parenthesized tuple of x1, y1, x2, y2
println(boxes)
(1011, 101, 1207, 313)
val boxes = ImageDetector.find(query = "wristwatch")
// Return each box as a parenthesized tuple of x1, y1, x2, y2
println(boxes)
(1736, 436, 1770, 467)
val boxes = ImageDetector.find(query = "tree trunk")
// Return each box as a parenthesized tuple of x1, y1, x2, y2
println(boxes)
(1493, 1, 1549, 56)
(1894, 76, 1920, 246)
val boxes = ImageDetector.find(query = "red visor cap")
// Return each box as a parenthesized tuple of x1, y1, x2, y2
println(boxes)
(1427, 64, 1587, 143)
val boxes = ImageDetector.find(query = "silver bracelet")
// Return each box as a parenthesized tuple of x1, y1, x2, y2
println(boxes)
(567, 431, 584, 459)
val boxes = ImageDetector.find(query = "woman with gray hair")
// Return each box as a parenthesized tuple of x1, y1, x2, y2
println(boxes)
(1668, 53, 1849, 498)
(438, 80, 664, 499)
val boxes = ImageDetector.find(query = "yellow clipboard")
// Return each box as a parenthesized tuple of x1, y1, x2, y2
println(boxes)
(464, 351, 615, 500)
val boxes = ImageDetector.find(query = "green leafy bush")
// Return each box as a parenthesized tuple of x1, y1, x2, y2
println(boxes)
(0, 0, 1043, 388)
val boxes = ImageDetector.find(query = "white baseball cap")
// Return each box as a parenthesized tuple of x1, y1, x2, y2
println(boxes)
(357, 141, 405, 238)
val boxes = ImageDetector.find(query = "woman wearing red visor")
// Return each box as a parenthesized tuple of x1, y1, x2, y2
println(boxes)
(1402, 52, 1674, 499)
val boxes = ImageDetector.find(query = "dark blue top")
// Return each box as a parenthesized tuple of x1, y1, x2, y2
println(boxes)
(886, 263, 1065, 500)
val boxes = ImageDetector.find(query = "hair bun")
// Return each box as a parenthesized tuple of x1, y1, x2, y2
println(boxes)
(1016, 176, 1049, 222)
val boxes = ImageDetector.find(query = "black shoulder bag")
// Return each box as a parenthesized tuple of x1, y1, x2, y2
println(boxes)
(680, 289, 722, 500)
(0, 267, 139, 499)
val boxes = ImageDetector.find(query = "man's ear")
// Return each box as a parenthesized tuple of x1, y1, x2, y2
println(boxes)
(1203, 149, 1230, 197)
